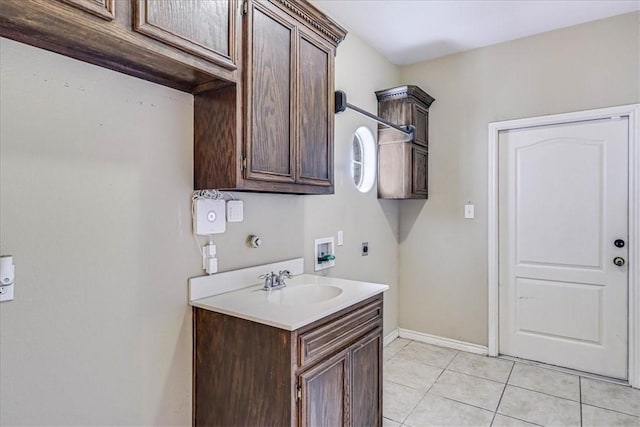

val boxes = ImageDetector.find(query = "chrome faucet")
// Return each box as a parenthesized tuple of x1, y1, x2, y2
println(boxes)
(259, 270, 292, 291)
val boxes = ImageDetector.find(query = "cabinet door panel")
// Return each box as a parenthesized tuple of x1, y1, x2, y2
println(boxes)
(298, 33, 332, 186)
(299, 350, 349, 427)
(351, 329, 383, 427)
(134, 0, 236, 69)
(412, 145, 428, 197)
(412, 104, 429, 147)
(59, 0, 115, 20)
(247, 4, 295, 182)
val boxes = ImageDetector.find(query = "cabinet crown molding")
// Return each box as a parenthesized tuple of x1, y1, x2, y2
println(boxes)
(271, 0, 347, 46)
(375, 85, 435, 108)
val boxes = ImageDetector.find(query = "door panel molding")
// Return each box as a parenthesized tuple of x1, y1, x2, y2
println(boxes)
(488, 104, 640, 388)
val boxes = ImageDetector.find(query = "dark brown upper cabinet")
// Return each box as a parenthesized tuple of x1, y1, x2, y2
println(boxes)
(133, 0, 237, 71)
(376, 85, 435, 199)
(0, 0, 346, 195)
(194, 0, 346, 194)
(0, 0, 241, 91)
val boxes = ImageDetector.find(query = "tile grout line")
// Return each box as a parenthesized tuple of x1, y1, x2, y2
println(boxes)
(399, 380, 427, 425)
(580, 375, 640, 417)
(507, 382, 581, 403)
(579, 376, 583, 427)
(401, 344, 459, 426)
(384, 338, 418, 425)
(445, 367, 513, 385)
(394, 341, 461, 371)
(401, 340, 441, 425)
(427, 392, 503, 415)
(498, 355, 628, 386)
(580, 402, 640, 419)
(490, 360, 515, 426)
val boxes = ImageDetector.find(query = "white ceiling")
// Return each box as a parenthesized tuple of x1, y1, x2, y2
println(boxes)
(313, 0, 640, 65)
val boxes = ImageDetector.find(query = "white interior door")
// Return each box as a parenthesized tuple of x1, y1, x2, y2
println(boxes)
(498, 117, 629, 379)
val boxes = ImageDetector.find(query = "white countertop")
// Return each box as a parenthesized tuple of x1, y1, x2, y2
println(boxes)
(190, 274, 389, 331)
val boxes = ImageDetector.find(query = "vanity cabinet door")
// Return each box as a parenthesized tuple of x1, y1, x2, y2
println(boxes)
(351, 329, 383, 427)
(133, 0, 237, 70)
(299, 349, 350, 427)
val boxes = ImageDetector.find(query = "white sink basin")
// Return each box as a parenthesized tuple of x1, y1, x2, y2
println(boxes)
(266, 285, 343, 305)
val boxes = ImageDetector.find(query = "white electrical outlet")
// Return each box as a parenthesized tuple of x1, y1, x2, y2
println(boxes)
(195, 199, 226, 235)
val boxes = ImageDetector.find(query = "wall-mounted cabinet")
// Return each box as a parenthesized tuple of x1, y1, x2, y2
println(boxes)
(194, 0, 346, 195)
(376, 85, 435, 199)
(0, 0, 241, 91)
(0, 0, 346, 195)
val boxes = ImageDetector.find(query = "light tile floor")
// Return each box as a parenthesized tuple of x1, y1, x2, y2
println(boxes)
(383, 338, 640, 427)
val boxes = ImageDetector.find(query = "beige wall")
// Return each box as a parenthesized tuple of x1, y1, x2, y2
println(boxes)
(0, 30, 399, 424)
(398, 12, 640, 345)
(0, 37, 196, 425)
(304, 33, 401, 333)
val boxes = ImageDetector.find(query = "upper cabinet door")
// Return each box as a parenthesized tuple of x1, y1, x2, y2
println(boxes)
(412, 104, 429, 147)
(245, 2, 296, 184)
(59, 0, 115, 20)
(297, 30, 333, 187)
(412, 145, 428, 197)
(133, 0, 237, 70)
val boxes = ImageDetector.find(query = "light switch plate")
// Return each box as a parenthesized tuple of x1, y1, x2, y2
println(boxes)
(464, 204, 475, 219)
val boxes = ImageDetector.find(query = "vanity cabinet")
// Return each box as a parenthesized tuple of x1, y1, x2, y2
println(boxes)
(376, 85, 435, 199)
(193, 294, 383, 426)
(0, 0, 240, 91)
(194, 0, 346, 194)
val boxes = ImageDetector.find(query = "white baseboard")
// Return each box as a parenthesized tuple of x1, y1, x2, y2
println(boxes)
(398, 328, 488, 355)
(383, 328, 399, 347)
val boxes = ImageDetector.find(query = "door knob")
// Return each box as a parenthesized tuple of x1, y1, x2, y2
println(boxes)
(614, 239, 625, 248)
(613, 257, 625, 267)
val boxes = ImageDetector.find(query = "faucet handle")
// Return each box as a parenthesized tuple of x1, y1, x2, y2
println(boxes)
(259, 271, 275, 289)
(278, 270, 293, 279)
(275, 270, 292, 287)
